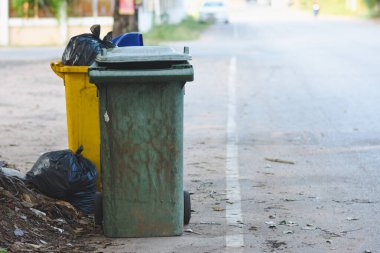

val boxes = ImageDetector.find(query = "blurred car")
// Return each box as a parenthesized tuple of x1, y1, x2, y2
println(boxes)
(199, 1, 229, 24)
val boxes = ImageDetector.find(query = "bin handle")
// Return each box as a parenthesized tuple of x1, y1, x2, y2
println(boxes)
(50, 61, 64, 79)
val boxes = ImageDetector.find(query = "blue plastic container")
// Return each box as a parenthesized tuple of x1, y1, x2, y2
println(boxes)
(112, 32, 144, 47)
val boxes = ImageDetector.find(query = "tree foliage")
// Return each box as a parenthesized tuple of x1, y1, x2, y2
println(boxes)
(364, 0, 380, 8)
(363, 0, 380, 16)
(12, 0, 64, 17)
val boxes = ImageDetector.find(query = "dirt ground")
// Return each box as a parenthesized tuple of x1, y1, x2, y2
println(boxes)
(0, 58, 68, 173)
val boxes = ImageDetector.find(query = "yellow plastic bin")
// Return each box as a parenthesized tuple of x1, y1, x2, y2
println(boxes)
(51, 62, 101, 189)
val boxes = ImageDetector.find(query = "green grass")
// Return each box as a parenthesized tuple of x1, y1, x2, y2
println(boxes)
(0, 248, 7, 253)
(143, 17, 209, 45)
(295, 0, 370, 17)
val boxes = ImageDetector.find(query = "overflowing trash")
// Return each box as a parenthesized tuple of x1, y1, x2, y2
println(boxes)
(26, 146, 98, 214)
(0, 161, 98, 252)
(62, 24, 115, 66)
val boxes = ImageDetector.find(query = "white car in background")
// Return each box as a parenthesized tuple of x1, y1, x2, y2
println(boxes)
(199, 1, 229, 24)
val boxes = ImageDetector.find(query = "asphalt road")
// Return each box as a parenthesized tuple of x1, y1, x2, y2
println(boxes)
(1, 2, 380, 252)
(172, 3, 380, 252)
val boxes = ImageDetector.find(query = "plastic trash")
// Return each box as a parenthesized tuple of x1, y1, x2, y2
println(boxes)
(112, 32, 144, 47)
(0, 166, 26, 180)
(26, 146, 98, 213)
(62, 24, 115, 66)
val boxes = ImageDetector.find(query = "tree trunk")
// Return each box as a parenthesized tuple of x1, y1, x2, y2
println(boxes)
(34, 0, 39, 18)
(113, 0, 138, 38)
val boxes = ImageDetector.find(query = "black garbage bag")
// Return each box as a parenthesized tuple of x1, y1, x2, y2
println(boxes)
(62, 24, 115, 66)
(26, 146, 98, 214)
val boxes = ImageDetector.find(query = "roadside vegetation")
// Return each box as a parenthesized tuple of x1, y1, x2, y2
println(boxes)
(294, 0, 380, 17)
(143, 17, 210, 45)
(364, 0, 380, 16)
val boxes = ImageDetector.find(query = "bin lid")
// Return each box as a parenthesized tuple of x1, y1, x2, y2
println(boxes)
(95, 46, 191, 63)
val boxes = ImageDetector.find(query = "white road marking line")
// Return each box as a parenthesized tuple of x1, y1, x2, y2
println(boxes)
(225, 56, 244, 250)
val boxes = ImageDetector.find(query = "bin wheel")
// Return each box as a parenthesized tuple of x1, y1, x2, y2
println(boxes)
(184, 191, 191, 225)
(95, 192, 103, 226)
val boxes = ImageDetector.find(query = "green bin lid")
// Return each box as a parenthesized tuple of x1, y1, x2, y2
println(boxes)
(95, 46, 192, 63)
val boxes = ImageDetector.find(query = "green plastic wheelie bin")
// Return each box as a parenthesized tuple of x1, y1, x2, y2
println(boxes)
(88, 46, 193, 237)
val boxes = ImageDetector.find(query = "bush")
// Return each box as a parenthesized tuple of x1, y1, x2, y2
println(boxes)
(143, 16, 210, 44)
(364, 0, 380, 16)
(294, 0, 373, 17)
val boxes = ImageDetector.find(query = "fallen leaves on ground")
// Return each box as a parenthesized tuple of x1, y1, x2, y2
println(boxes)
(0, 168, 100, 252)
